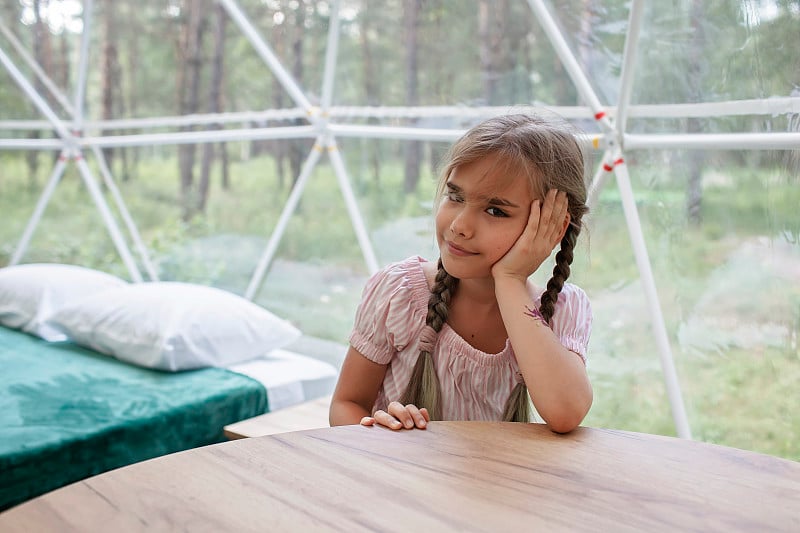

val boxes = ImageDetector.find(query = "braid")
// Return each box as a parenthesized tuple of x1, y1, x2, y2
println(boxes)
(538, 226, 577, 324)
(399, 258, 458, 420)
(426, 259, 456, 332)
(501, 380, 532, 423)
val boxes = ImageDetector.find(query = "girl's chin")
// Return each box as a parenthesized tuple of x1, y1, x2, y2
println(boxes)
(440, 255, 492, 280)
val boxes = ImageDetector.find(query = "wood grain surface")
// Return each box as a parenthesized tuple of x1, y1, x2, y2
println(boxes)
(223, 395, 332, 439)
(2, 422, 798, 532)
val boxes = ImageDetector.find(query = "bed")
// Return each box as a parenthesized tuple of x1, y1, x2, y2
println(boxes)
(0, 325, 340, 511)
(0, 264, 341, 511)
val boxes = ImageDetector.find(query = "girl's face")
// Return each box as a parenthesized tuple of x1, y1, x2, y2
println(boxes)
(435, 153, 535, 280)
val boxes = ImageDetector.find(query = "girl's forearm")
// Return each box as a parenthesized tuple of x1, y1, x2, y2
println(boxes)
(329, 348, 388, 426)
(329, 400, 372, 426)
(494, 277, 593, 433)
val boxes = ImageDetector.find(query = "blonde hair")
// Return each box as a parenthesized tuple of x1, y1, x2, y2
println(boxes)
(400, 113, 588, 422)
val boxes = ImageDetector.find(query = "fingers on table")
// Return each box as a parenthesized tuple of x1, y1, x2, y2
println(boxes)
(419, 407, 431, 423)
(389, 401, 429, 429)
(372, 409, 403, 430)
(404, 404, 428, 428)
(371, 402, 428, 430)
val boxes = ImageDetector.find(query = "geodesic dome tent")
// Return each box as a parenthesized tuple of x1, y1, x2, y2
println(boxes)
(1, 0, 798, 449)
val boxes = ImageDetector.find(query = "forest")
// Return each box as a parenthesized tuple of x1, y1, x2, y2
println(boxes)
(1, 0, 799, 460)
(2, 0, 798, 218)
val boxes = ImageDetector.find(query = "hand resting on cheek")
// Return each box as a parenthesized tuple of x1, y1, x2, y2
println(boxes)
(491, 188, 570, 283)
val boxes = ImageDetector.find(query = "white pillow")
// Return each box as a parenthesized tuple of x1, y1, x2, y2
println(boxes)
(45, 282, 302, 371)
(0, 263, 128, 341)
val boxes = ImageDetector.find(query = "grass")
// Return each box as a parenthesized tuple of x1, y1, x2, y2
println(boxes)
(1, 149, 798, 460)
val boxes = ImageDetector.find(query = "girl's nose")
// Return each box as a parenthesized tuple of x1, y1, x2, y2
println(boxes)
(450, 209, 474, 238)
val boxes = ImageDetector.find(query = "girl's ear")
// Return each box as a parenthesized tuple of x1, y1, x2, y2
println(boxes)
(556, 212, 571, 242)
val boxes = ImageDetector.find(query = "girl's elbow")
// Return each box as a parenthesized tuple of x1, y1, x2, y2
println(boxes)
(546, 417, 582, 434)
(329, 398, 370, 427)
(328, 400, 346, 427)
(544, 397, 593, 434)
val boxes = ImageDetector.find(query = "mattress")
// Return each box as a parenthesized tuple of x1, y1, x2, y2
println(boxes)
(0, 326, 338, 511)
(230, 349, 340, 412)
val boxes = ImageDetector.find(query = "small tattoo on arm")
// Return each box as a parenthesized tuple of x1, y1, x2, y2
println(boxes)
(524, 305, 549, 327)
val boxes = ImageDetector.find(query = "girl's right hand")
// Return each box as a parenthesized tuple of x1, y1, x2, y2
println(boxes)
(360, 401, 430, 430)
(491, 189, 569, 283)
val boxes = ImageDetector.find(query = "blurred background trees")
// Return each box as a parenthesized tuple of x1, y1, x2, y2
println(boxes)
(2, 0, 797, 219)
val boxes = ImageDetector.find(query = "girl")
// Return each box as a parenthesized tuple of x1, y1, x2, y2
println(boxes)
(329, 114, 592, 433)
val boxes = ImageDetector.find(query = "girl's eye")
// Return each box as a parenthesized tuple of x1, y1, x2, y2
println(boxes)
(486, 207, 508, 217)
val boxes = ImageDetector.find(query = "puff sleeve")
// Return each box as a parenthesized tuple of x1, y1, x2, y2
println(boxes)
(548, 283, 593, 362)
(348, 258, 428, 365)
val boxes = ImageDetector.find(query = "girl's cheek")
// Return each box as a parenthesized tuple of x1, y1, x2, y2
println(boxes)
(492, 241, 514, 259)
(435, 205, 458, 232)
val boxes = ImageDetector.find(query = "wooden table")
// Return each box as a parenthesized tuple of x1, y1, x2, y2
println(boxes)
(2, 422, 799, 532)
(224, 395, 332, 439)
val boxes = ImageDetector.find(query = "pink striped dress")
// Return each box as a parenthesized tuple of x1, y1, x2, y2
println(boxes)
(349, 256, 593, 421)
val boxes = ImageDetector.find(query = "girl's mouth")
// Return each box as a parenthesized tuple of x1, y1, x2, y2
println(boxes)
(446, 241, 477, 257)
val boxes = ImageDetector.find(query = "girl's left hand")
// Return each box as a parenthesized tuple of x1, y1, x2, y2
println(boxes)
(491, 189, 569, 282)
(360, 401, 430, 430)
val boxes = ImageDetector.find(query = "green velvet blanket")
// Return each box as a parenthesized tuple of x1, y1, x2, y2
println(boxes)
(0, 326, 268, 511)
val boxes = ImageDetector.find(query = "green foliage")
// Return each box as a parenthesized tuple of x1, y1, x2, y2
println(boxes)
(586, 344, 800, 461)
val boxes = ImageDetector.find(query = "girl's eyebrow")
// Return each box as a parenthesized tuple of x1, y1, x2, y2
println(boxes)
(487, 196, 519, 208)
(446, 181, 520, 208)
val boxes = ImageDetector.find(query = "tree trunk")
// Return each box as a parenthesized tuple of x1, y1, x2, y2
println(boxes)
(478, 1, 492, 103)
(519, 7, 533, 103)
(289, 1, 306, 186)
(26, 0, 53, 188)
(199, 3, 227, 210)
(57, 17, 71, 91)
(270, 14, 286, 189)
(359, 0, 381, 183)
(101, 0, 118, 170)
(686, 0, 706, 226)
(221, 140, 230, 190)
(403, 0, 422, 194)
(428, 0, 449, 178)
(177, 2, 207, 220)
(577, 0, 594, 100)
(113, 46, 129, 182)
(478, 0, 508, 105)
(124, 6, 140, 181)
(506, 1, 525, 102)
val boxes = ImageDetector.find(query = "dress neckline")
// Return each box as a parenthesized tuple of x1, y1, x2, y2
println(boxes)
(406, 258, 510, 363)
